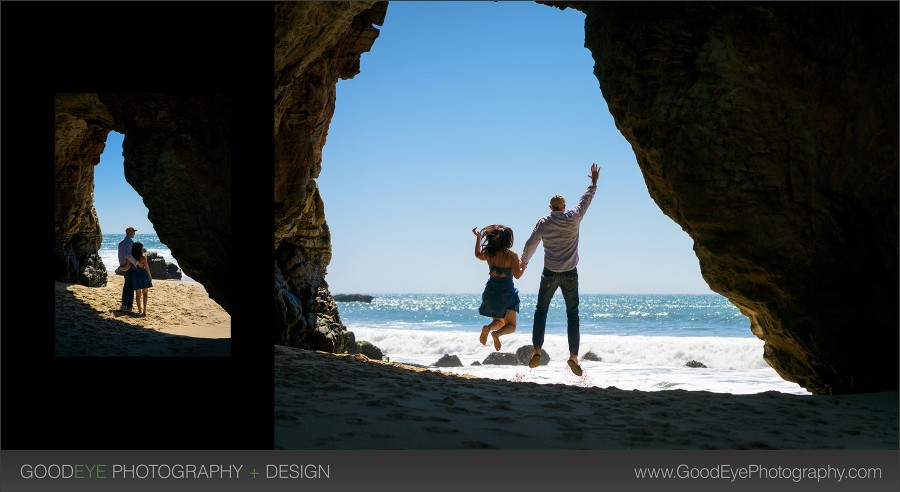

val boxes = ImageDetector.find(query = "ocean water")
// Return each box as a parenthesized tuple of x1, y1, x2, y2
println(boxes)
(337, 294, 810, 395)
(99, 234, 195, 282)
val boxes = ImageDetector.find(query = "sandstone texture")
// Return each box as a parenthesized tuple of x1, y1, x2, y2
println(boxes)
(544, 1, 897, 394)
(274, 1, 387, 351)
(54, 94, 114, 287)
(55, 93, 233, 312)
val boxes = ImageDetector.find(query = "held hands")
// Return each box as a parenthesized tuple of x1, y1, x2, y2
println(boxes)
(589, 163, 601, 185)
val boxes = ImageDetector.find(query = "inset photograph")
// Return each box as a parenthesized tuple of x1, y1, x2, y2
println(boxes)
(54, 93, 231, 357)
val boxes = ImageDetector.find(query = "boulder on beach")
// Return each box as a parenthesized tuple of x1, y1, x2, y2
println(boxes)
(433, 354, 463, 368)
(358, 340, 384, 361)
(685, 360, 708, 368)
(114, 252, 182, 281)
(482, 352, 520, 365)
(515, 345, 551, 366)
(167, 263, 183, 279)
(583, 351, 602, 362)
(146, 252, 170, 279)
(343, 332, 383, 360)
(345, 332, 360, 354)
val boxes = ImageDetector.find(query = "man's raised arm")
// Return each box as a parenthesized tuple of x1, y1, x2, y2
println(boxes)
(574, 163, 600, 218)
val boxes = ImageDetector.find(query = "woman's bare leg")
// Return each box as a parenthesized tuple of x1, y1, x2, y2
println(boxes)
(481, 318, 506, 345)
(134, 290, 143, 314)
(142, 289, 148, 315)
(490, 311, 517, 351)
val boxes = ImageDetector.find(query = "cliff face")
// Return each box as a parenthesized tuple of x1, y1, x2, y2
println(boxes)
(54, 94, 115, 287)
(54, 93, 233, 312)
(562, 1, 897, 394)
(275, 1, 896, 394)
(273, 1, 388, 351)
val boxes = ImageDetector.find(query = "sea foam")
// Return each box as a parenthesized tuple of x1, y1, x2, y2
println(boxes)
(347, 326, 809, 395)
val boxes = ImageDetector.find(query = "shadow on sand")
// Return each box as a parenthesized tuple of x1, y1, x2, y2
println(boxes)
(55, 286, 230, 357)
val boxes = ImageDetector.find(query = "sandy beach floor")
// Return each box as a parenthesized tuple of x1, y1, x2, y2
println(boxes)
(275, 345, 899, 449)
(55, 274, 230, 356)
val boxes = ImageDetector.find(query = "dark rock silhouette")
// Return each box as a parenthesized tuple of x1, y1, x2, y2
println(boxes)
(345, 331, 360, 354)
(482, 353, 520, 366)
(358, 341, 383, 361)
(333, 294, 374, 303)
(167, 263, 183, 280)
(515, 345, 551, 366)
(433, 354, 463, 368)
(114, 253, 182, 281)
(583, 352, 602, 362)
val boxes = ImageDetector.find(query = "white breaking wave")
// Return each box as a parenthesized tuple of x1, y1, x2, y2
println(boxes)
(98, 248, 173, 271)
(348, 327, 768, 370)
(346, 326, 808, 395)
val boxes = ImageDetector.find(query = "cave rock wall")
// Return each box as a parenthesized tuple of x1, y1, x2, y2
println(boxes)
(54, 94, 116, 287)
(273, 1, 388, 351)
(561, 1, 897, 394)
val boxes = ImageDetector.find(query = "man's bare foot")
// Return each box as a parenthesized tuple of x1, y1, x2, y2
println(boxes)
(479, 326, 490, 346)
(492, 332, 501, 351)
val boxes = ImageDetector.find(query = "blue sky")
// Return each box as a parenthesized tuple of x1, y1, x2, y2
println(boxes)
(318, 1, 715, 295)
(93, 131, 156, 235)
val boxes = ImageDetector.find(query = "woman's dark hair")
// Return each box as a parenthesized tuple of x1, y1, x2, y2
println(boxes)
(480, 225, 514, 258)
(131, 242, 145, 261)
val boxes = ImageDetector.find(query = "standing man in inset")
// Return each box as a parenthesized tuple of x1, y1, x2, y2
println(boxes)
(117, 226, 140, 311)
(521, 163, 600, 375)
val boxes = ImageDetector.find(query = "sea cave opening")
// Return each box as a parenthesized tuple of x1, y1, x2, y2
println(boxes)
(313, 2, 808, 395)
(93, 130, 190, 283)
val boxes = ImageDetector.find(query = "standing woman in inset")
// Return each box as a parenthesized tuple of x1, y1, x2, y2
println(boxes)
(126, 242, 153, 316)
(472, 225, 526, 351)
